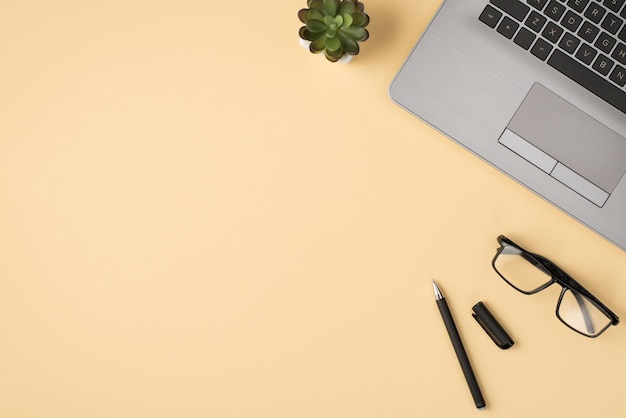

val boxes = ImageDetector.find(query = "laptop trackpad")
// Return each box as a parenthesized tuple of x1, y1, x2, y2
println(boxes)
(498, 83, 626, 207)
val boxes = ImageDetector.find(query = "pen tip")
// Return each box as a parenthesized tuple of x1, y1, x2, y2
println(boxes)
(432, 280, 443, 299)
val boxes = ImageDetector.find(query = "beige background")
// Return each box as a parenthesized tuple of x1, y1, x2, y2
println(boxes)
(1, 0, 625, 417)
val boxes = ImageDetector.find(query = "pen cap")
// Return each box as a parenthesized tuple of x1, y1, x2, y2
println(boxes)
(472, 301, 514, 349)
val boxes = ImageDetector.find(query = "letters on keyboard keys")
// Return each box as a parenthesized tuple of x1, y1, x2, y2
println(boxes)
(548, 50, 626, 113)
(478, 2, 626, 115)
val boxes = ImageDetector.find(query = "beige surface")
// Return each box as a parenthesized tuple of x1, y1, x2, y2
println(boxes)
(1, 0, 625, 417)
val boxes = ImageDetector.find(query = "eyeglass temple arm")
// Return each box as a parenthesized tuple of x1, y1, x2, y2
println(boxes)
(572, 290, 596, 335)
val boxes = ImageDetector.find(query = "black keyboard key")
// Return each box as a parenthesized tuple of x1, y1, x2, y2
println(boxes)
(603, 0, 625, 13)
(528, 0, 549, 10)
(585, 3, 607, 23)
(595, 31, 617, 53)
(480, 5, 503, 28)
(526, 10, 548, 32)
(498, 16, 520, 38)
(515, 26, 537, 48)
(609, 64, 626, 86)
(576, 42, 599, 63)
(532, 37, 554, 59)
(601, 12, 624, 34)
(545, 0, 567, 20)
(547, 49, 626, 113)
(559, 32, 582, 53)
(620, 25, 626, 42)
(612, 42, 626, 64)
(562, 10, 584, 32)
(490, 0, 530, 21)
(567, 0, 590, 13)
(542, 21, 564, 42)
(579, 21, 600, 42)
(593, 54, 615, 75)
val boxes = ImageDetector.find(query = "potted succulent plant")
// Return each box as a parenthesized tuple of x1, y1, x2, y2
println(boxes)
(298, 0, 370, 63)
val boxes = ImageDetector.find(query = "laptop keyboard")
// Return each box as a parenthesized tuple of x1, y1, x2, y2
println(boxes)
(479, 0, 626, 114)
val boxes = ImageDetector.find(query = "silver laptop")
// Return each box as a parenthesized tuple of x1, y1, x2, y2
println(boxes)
(389, 0, 626, 251)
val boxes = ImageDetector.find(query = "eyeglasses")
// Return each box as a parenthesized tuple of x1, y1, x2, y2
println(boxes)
(492, 235, 619, 338)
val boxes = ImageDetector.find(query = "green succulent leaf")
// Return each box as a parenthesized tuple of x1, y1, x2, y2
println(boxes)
(338, 31, 359, 54)
(298, 9, 307, 23)
(342, 13, 353, 28)
(361, 28, 369, 42)
(341, 26, 368, 41)
(308, 0, 323, 9)
(322, 0, 339, 17)
(310, 35, 327, 53)
(306, 9, 325, 22)
(351, 11, 369, 27)
(323, 15, 334, 25)
(299, 26, 320, 41)
(326, 26, 337, 38)
(325, 47, 343, 62)
(354, 1, 365, 12)
(326, 35, 341, 51)
(306, 19, 327, 33)
(338, 1, 355, 15)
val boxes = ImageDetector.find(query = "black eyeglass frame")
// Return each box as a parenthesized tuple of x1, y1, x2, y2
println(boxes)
(492, 235, 620, 337)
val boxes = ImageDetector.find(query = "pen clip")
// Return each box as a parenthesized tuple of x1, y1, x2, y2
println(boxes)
(472, 302, 514, 350)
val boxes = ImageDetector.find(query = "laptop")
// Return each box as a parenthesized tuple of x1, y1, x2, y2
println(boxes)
(389, 0, 626, 251)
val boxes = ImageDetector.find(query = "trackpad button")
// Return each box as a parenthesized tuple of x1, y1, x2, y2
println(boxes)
(499, 129, 557, 173)
(551, 163, 610, 206)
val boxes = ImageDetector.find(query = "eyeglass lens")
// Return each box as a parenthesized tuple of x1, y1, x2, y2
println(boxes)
(558, 289, 612, 337)
(493, 245, 551, 293)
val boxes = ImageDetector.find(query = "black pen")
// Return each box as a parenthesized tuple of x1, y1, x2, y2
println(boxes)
(432, 280, 486, 410)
